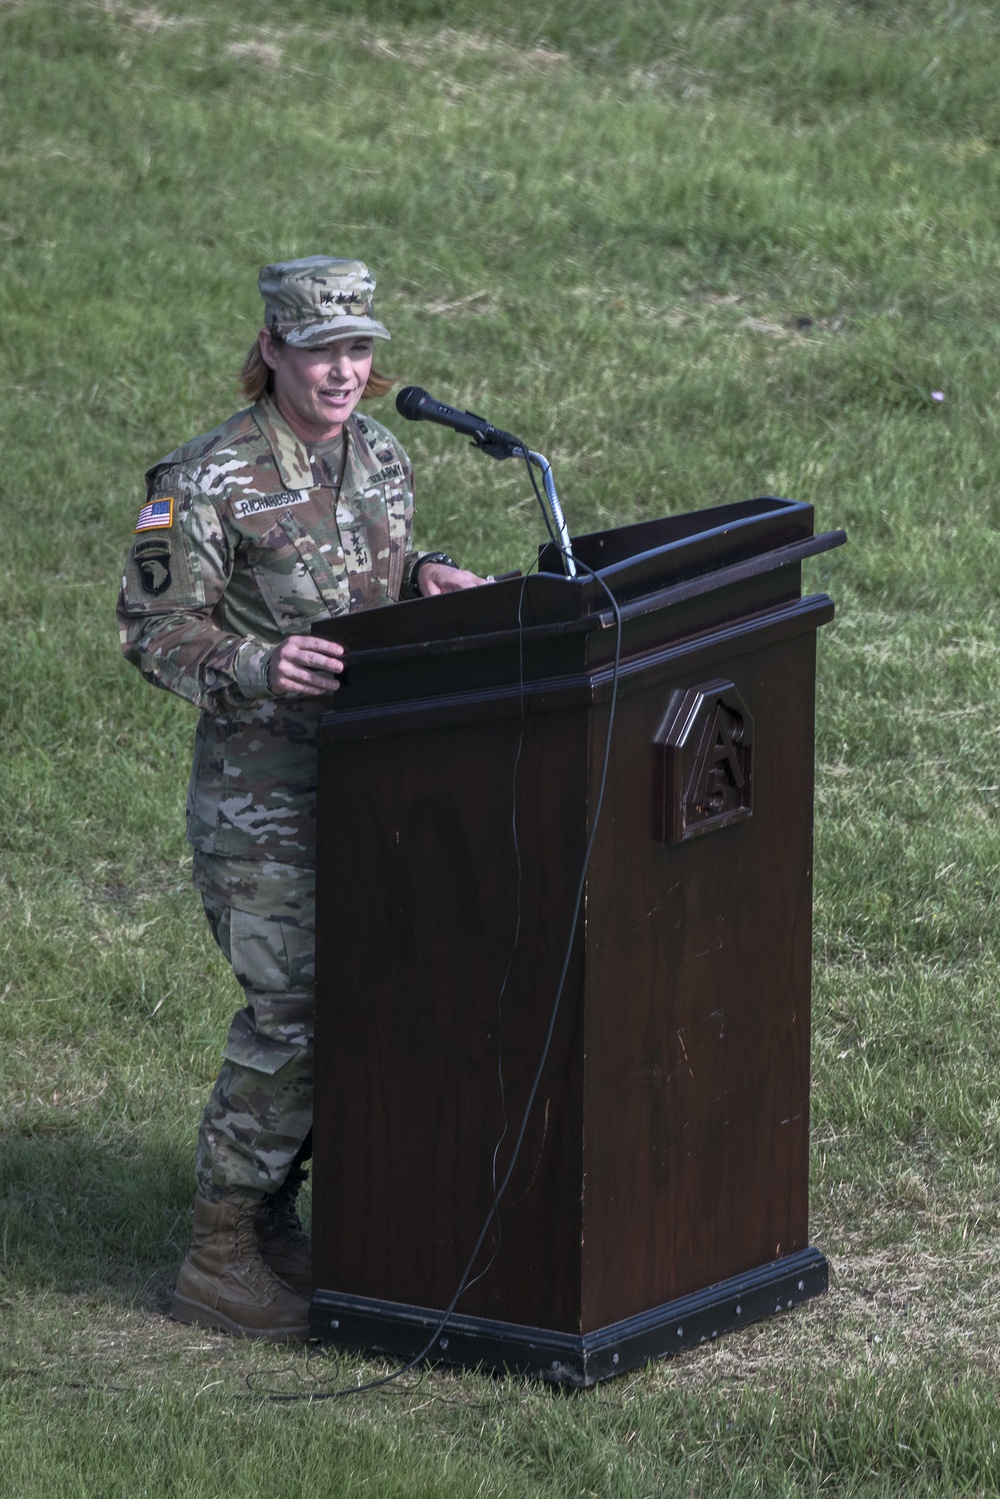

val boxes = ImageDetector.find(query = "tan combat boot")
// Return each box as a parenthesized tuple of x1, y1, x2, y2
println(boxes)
(171, 1192, 311, 1341)
(257, 1165, 312, 1298)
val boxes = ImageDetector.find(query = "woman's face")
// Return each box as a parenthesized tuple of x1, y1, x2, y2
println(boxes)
(260, 328, 375, 442)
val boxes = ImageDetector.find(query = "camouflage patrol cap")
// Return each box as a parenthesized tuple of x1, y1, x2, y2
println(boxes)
(258, 255, 390, 347)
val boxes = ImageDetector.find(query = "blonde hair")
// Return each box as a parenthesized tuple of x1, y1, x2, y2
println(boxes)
(240, 336, 396, 403)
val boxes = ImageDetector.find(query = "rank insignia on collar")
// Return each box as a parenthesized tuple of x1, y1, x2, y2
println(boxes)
(135, 497, 174, 532)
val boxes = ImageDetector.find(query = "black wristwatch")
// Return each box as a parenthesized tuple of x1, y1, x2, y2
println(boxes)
(411, 551, 458, 591)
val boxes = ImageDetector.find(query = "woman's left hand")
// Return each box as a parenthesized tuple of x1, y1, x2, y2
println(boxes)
(417, 563, 485, 596)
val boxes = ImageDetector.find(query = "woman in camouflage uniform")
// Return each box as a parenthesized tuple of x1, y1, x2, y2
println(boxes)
(118, 257, 481, 1338)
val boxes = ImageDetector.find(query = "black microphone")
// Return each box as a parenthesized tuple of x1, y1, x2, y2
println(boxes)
(395, 386, 521, 457)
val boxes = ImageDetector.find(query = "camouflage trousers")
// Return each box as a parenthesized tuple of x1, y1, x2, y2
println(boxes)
(192, 851, 316, 1202)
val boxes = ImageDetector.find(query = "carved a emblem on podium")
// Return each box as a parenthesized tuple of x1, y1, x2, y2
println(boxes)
(653, 679, 753, 843)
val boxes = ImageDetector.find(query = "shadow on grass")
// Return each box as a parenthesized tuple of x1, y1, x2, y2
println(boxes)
(0, 1130, 193, 1312)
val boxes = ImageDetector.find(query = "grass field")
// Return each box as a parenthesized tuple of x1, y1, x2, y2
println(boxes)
(2, 0, 1000, 1493)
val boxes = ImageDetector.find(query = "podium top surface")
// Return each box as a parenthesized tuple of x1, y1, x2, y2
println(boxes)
(313, 496, 836, 660)
(313, 495, 845, 725)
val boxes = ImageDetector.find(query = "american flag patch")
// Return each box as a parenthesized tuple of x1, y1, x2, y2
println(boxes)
(135, 497, 174, 532)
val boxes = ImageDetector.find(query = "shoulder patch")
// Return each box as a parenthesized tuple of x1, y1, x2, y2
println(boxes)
(135, 497, 174, 532)
(134, 537, 173, 595)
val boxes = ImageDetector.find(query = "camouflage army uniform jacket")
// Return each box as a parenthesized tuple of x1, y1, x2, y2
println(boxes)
(118, 395, 418, 866)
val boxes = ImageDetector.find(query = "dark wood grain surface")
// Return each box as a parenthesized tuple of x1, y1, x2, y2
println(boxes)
(311, 503, 837, 1341)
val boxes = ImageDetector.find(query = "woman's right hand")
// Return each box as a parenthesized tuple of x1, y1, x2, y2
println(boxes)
(267, 634, 345, 696)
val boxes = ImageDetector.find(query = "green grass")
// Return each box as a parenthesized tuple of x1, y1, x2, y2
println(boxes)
(3, 0, 1000, 1493)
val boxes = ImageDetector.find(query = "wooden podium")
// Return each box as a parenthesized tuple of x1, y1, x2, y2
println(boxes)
(309, 497, 843, 1386)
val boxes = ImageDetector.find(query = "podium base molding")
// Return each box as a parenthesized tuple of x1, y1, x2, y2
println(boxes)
(309, 1247, 829, 1388)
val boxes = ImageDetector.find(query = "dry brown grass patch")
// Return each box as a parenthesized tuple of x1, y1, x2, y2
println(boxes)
(359, 27, 569, 76)
(93, 0, 201, 32)
(225, 37, 283, 69)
